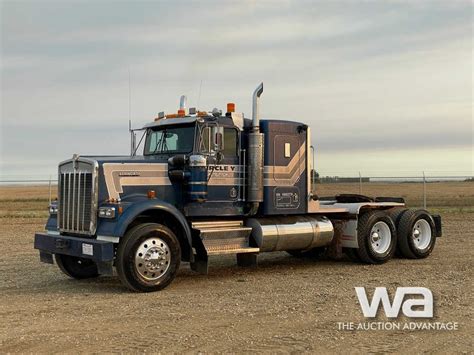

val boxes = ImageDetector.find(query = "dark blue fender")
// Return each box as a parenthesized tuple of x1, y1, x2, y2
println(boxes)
(113, 199, 194, 262)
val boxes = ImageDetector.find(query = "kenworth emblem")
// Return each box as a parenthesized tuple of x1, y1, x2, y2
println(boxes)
(118, 171, 141, 177)
(72, 154, 80, 171)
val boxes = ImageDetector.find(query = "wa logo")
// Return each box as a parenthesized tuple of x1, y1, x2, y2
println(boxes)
(355, 287, 433, 318)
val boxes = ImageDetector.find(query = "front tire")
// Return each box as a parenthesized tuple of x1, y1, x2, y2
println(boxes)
(356, 211, 397, 264)
(116, 223, 181, 292)
(55, 254, 99, 279)
(397, 209, 436, 259)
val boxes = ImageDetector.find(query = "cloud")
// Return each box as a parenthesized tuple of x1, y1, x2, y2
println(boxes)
(1, 0, 472, 176)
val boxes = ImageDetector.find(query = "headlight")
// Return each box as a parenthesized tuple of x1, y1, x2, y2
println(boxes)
(98, 207, 116, 219)
(49, 205, 58, 215)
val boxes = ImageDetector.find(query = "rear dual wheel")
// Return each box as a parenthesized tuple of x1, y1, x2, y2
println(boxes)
(355, 210, 397, 264)
(397, 209, 436, 259)
(350, 208, 436, 263)
(388, 208, 408, 257)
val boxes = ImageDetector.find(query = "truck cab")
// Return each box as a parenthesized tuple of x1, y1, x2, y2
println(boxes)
(140, 113, 248, 217)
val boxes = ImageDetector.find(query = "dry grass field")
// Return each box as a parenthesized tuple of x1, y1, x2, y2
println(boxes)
(0, 183, 472, 353)
(317, 181, 474, 210)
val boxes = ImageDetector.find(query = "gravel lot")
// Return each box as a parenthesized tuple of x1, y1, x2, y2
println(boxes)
(0, 210, 472, 353)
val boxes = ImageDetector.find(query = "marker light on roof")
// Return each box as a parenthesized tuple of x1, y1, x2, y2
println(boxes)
(155, 111, 165, 121)
(227, 103, 235, 113)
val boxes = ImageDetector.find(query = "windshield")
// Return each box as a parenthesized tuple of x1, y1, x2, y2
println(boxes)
(144, 125, 195, 155)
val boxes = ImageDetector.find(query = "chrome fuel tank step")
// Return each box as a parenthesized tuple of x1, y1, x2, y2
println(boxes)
(192, 220, 259, 255)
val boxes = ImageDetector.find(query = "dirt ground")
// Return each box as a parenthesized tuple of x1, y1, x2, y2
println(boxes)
(0, 185, 473, 353)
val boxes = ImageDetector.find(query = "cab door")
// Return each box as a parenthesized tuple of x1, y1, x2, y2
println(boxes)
(205, 127, 241, 202)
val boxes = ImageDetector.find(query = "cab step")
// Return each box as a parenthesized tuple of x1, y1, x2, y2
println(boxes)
(191, 220, 259, 255)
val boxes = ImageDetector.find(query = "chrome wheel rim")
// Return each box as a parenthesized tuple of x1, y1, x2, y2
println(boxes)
(134, 237, 171, 281)
(370, 221, 391, 254)
(412, 219, 431, 250)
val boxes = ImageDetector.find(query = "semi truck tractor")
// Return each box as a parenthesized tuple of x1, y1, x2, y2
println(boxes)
(34, 83, 442, 292)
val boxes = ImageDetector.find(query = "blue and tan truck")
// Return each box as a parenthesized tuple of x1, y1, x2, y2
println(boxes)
(34, 83, 441, 292)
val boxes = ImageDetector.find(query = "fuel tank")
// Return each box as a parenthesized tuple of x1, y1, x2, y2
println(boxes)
(188, 155, 208, 202)
(246, 216, 334, 252)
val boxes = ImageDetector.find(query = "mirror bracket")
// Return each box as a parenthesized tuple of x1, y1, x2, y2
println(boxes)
(211, 125, 224, 152)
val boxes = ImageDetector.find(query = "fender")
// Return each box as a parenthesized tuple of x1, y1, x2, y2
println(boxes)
(114, 199, 194, 261)
(330, 201, 406, 249)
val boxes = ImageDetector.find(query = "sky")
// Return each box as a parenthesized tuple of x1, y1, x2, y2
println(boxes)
(1, 0, 472, 179)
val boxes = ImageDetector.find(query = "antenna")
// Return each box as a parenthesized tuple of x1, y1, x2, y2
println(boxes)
(128, 67, 132, 122)
(129, 119, 135, 156)
(197, 79, 203, 108)
(128, 68, 135, 156)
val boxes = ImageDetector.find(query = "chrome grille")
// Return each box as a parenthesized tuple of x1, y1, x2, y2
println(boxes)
(58, 159, 97, 235)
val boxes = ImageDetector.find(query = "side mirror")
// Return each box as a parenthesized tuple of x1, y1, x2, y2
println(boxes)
(211, 126, 224, 152)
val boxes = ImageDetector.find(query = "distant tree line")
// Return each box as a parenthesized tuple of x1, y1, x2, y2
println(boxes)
(311, 170, 370, 183)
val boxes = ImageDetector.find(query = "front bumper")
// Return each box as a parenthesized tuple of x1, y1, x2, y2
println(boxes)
(34, 232, 115, 274)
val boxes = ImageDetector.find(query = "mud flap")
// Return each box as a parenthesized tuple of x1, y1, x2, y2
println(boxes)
(432, 214, 442, 237)
(39, 251, 54, 264)
(190, 256, 209, 275)
(97, 261, 114, 276)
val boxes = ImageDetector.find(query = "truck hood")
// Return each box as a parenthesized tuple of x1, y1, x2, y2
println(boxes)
(60, 155, 172, 202)
(81, 155, 162, 164)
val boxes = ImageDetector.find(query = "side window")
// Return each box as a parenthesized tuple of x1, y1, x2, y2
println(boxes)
(149, 131, 158, 151)
(199, 126, 238, 156)
(148, 131, 178, 151)
(223, 128, 238, 157)
(166, 133, 178, 150)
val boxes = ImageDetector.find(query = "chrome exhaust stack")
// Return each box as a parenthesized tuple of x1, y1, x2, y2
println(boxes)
(251, 83, 264, 132)
(179, 95, 187, 111)
(247, 83, 264, 211)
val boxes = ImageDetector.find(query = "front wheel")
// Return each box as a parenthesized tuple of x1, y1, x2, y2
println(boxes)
(55, 254, 99, 279)
(116, 223, 181, 292)
(356, 211, 397, 264)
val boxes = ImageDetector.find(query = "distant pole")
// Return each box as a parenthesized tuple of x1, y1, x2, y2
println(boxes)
(359, 171, 362, 194)
(197, 79, 203, 108)
(48, 175, 52, 205)
(423, 171, 426, 209)
(129, 120, 134, 156)
(128, 67, 134, 156)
